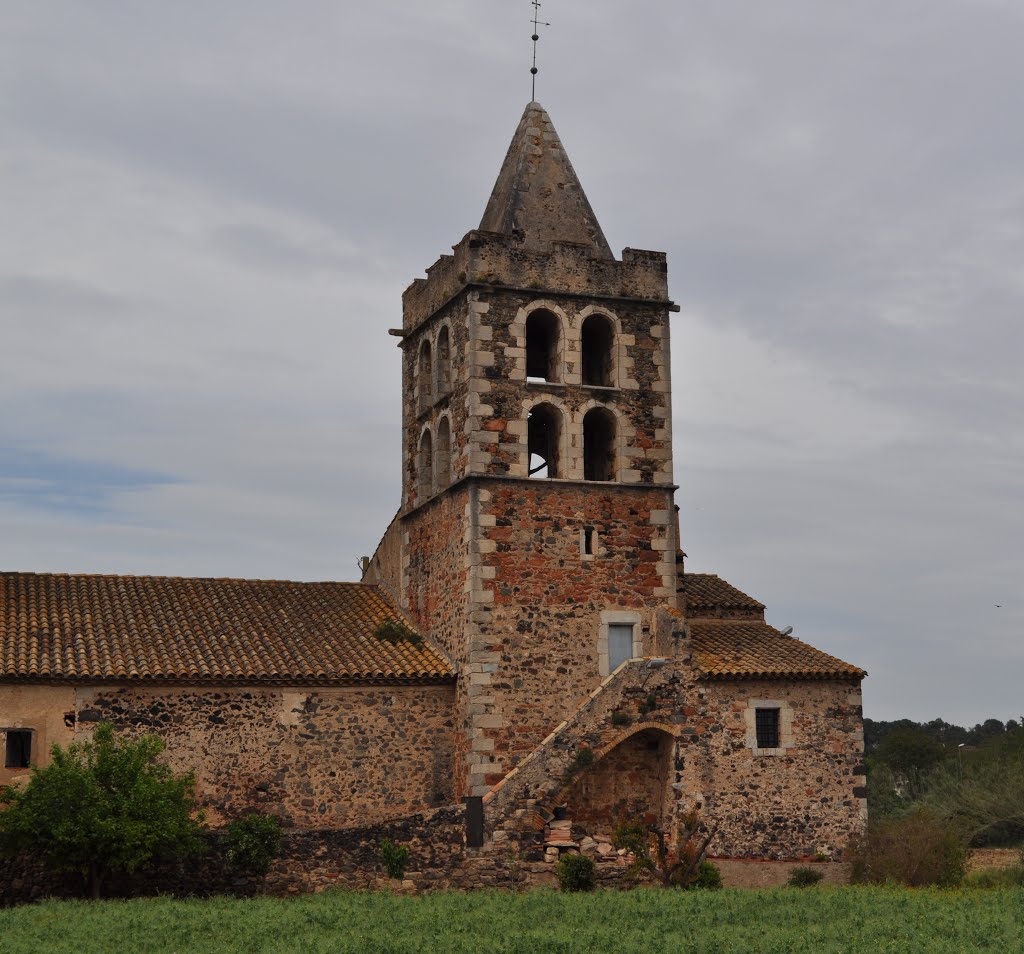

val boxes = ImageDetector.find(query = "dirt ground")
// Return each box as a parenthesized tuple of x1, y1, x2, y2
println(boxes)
(967, 848, 1021, 871)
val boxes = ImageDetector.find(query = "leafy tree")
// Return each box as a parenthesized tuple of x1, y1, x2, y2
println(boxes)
(874, 727, 945, 779)
(0, 722, 206, 898)
(612, 811, 718, 888)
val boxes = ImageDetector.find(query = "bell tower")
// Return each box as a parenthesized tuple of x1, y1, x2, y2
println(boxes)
(389, 102, 681, 796)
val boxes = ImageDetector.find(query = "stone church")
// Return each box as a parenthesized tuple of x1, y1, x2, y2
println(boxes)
(1, 102, 866, 889)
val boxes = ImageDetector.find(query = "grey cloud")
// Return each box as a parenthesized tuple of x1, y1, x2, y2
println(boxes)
(1, 0, 1021, 723)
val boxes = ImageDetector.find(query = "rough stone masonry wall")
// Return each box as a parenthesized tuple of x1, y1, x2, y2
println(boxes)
(400, 485, 475, 797)
(468, 481, 677, 791)
(479, 661, 865, 865)
(0, 802, 648, 906)
(401, 294, 471, 511)
(464, 289, 674, 486)
(695, 679, 866, 860)
(362, 511, 402, 602)
(402, 231, 670, 335)
(68, 683, 457, 828)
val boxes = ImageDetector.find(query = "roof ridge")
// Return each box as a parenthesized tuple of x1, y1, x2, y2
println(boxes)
(0, 571, 379, 587)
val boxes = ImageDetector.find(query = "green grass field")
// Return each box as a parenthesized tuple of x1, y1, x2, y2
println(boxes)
(0, 887, 1021, 954)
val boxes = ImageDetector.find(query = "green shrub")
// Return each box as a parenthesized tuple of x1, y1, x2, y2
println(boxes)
(849, 809, 967, 887)
(690, 860, 723, 889)
(0, 722, 205, 899)
(788, 866, 824, 888)
(610, 711, 632, 727)
(556, 852, 596, 892)
(638, 693, 657, 715)
(224, 814, 282, 879)
(373, 619, 423, 646)
(562, 747, 595, 783)
(380, 838, 410, 880)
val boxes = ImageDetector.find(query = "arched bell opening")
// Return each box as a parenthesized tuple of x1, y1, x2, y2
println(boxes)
(435, 417, 452, 489)
(417, 429, 434, 500)
(583, 406, 617, 482)
(581, 314, 615, 387)
(528, 402, 563, 478)
(525, 309, 561, 383)
(436, 326, 451, 395)
(417, 340, 433, 412)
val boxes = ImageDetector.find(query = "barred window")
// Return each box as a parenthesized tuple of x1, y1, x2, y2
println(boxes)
(755, 708, 780, 749)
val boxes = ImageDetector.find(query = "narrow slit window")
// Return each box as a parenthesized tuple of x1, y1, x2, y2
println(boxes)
(4, 729, 31, 769)
(608, 624, 634, 672)
(583, 527, 595, 556)
(755, 708, 780, 749)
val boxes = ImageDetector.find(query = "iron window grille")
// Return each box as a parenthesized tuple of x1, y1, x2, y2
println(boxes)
(755, 708, 780, 749)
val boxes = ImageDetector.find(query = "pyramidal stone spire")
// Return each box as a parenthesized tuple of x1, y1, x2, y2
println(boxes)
(479, 102, 614, 260)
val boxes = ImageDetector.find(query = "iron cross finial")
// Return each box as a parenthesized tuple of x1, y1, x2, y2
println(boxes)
(530, 0, 551, 101)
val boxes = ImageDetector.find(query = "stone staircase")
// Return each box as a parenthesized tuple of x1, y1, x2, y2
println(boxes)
(481, 656, 687, 854)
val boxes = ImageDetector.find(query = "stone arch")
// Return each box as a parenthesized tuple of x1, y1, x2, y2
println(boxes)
(526, 401, 565, 479)
(525, 310, 561, 383)
(434, 413, 452, 489)
(417, 426, 434, 501)
(507, 301, 570, 383)
(417, 338, 433, 412)
(577, 304, 636, 390)
(435, 323, 452, 395)
(564, 725, 677, 832)
(580, 311, 617, 388)
(583, 405, 618, 482)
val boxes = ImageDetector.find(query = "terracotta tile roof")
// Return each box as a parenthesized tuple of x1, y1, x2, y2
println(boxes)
(689, 620, 865, 681)
(0, 573, 452, 685)
(681, 572, 765, 617)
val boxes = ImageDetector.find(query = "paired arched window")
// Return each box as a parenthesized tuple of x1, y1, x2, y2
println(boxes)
(528, 402, 562, 479)
(418, 429, 434, 499)
(525, 310, 561, 383)
(435, 417, 452, 489)
(583, 407, 616, 482)
(581, 314, 615, 387)
(418, 341, 433, 411)
(436, 326, 451, 395)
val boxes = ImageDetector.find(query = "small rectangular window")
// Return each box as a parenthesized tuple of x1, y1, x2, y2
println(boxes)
(583, 527, 595, 556)
(755, 708, 780, 749)
(5, 729, 32, 769)
(608, 623, 634, 672)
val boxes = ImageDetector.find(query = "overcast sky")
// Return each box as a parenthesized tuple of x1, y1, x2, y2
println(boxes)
(2, 1, 1021, 725)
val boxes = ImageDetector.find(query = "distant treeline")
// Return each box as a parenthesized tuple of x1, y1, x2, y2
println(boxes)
(865, 717, 1023, 755)
(864, 716, 1024, 846)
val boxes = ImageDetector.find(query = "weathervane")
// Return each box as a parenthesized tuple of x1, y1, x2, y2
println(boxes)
(530, 0, 550, 101)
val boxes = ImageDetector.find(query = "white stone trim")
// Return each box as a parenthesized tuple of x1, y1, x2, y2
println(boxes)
(597, 610, 643, 677)
(744, 699, 795, 757)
